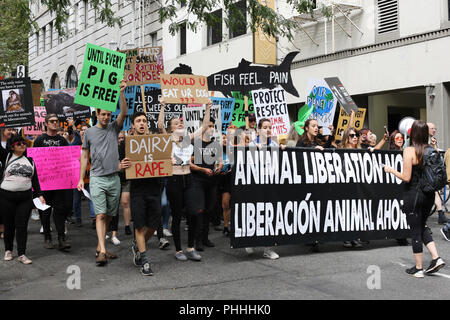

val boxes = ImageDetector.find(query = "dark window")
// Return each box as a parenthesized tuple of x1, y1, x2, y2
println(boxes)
(66, 66, 78, 88)
(229, 0, 247, 39)
(207, 9, 222, 46)
(180, 22, 187, 55)
(448, 0, 450, 20)
(50, 73, 60, 89)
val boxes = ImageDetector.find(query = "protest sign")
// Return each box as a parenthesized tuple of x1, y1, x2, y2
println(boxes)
(230, 148, 409, 248)
(324, 77, 358, 115)
(231, 91, 254, 128)
(0, 77, 34, 128)
(111, 85, 136, 131)
(75, 43, 126, 111)
(207, 52, 299, 98)
(335, 107, 367, 141)
(160, 74, 209, 104)
(44, 88, 92, 120)
(24, 106, 47, 135)
(306, 79, 338, 136)
(211, 97, 235, 134)
(125, 134, 173, 179)
(183, 104, 222, 142)
(133, 84, 184, 133)
(27, 146, 81, 191)
(252, 88, 290, 136)
(121, 47, 164, 85)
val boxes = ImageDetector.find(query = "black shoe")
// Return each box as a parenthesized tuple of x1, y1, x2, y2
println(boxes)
(396, 238, 409, 246)
(425, 257, 445, 274)
(125, 225, 132, 235)
(438, 213, 448, 224)
(441, 228, 450, 241)
(58, 237, 71, 251)
(223, 227, 230, 237)
(203, 239, 215, 247)
(141, 261, 154, 276)
(405, 266, 424, 278)
(195, 242, 204, 252)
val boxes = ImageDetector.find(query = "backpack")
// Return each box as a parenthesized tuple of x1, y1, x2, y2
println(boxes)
(420, 147, 447, 193)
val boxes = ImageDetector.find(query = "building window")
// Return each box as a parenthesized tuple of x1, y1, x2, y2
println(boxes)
(229, 0, 247, 39)
(180, 22, 187, 55)
(36, 32, 39, 56)
(42, 27, 46, 52)
(377, 0, 399, 35)
(151, 32, 157, 46)
(207, 9, 222, 46)
(66, 66, 78, 88)
(50, 73, 61, 89)
(84, 0, 89, 29)
(74, 3, 79, 34)
(49, 22, 53, 49)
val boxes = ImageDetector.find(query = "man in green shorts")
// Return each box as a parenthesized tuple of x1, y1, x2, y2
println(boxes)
(77, 80, 127, 266)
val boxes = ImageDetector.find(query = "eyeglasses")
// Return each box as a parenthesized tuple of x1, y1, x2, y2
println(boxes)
(11, 141, 26, 148)
(48, 119, 59, 124)
(349, 133, 359, 138)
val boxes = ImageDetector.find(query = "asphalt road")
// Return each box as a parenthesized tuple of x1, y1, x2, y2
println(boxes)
(1, 200, 450, 300)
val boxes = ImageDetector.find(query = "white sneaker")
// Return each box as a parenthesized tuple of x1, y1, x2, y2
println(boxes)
(105, 234, 111, 240)
(111, 236, 121, 246)
(245, 247, 254, 254)
(17, 254, 32, 265)
(163, 228, 173, 237)
(31, 209, 40, 221)
(4, 250, 13, 261)
(263, 248, 279, 260)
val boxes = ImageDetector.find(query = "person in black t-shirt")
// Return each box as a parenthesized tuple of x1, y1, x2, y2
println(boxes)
(190, 117, 223, 251)
(33, 114, 72, 252)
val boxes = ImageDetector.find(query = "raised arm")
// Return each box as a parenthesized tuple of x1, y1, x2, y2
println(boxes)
(158, 98, 168, 134)
(115, 80, 128, 129)
(191, 99, 212, 140)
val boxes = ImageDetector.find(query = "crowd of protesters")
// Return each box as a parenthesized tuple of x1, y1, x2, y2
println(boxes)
(0, 81, 448, 277)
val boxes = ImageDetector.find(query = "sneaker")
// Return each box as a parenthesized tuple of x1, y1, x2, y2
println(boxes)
(111, 236, 121, 246)
(58, 237, 71, 251)
(441, 228, 450, 241)
(175, 251, 188, 261)
(406, 266, 424, 278)
(131, 240, 140, 266)
(105, 234, 111, 240)
(203, 239, 215, 247)
(44, 239, 55, 249)
(245, 247, 255, 254)
(4, 250, 13, 261)
(425, 257, 445, 274)
(96, 252, 107, 266)
(163, 228, 173, 237)
(17, 255, 32, 265)
(159, 238, 170, 250)
(263, 248, 279, 260)
(125, 226, 132, 235)
(31, 209, 40, 221)
(185, 249, 202, 261)
(141, 262, 154, 276)
(438, 212, 448, 224)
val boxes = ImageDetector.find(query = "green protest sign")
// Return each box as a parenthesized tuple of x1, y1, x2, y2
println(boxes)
(231, 91, 254, 128)
(74, 43, 126, 112)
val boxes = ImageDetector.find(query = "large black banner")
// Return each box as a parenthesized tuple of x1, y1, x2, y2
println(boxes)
(0, 77, 34, 128)
(230, 147, 409, 248)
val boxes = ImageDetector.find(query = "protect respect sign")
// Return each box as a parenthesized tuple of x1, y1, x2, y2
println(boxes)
(75, 43, 126, 111)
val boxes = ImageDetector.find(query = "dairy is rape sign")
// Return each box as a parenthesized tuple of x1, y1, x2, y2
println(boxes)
(75, 43, 126, 111)
(125, 134, 173, 179)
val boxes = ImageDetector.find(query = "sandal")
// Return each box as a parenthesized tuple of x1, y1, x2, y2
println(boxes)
(96, 250, 118, 259)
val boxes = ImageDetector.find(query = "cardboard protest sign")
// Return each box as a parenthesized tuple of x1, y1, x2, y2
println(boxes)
(44, 88, 92, 120)
(24, 106, 47, 135)
(183, 104, 222, 142)
(207, 52, 299, 98)
(160, 74, 209, 104)
(0, 78, 34, 128)
(75, 43, 126, 111)
(125, 134, 173, 179)
(231, 91, 254, 128)
(251, 88, 290, 136)
(27, 146, 81, 191)
(335, 107, 367, 141)
(111, 85, 136, 131)
(133, 84, 184, 133)
(121, 47, 164, 85)
(324, 77, 358, 115)
(231, 148, 409, 248)
(211, 97, 235, 134)
(306, 79, 338, 136)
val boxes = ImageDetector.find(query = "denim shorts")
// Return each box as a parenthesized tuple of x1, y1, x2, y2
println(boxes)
(90, 174, 121, 216)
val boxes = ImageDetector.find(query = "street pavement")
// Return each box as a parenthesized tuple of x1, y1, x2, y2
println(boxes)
(1, 200, 450, 300)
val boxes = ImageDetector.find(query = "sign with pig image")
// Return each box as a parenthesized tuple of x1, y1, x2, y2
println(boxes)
(125, 134, 173, 179)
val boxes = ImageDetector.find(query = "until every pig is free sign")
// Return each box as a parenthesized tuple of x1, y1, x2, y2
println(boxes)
(74, 43, 126, 111)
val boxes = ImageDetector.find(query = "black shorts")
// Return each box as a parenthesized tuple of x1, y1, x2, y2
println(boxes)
(130, 192, 161, 230)
(218, 172, 232, 194)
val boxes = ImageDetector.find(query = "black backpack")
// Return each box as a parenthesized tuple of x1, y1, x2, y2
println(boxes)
(420, 147, 447, 193)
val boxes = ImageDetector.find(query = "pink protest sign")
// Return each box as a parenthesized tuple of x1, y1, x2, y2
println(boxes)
(27, 146, 81, 191)
(24, 106, 47, 135)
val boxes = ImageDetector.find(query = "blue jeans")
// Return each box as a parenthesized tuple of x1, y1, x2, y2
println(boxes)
(73, 184, 95, 220)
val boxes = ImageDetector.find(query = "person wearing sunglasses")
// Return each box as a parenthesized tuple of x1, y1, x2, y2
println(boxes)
(1, 135, 45, 264)
(33, 114, 71, 252)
